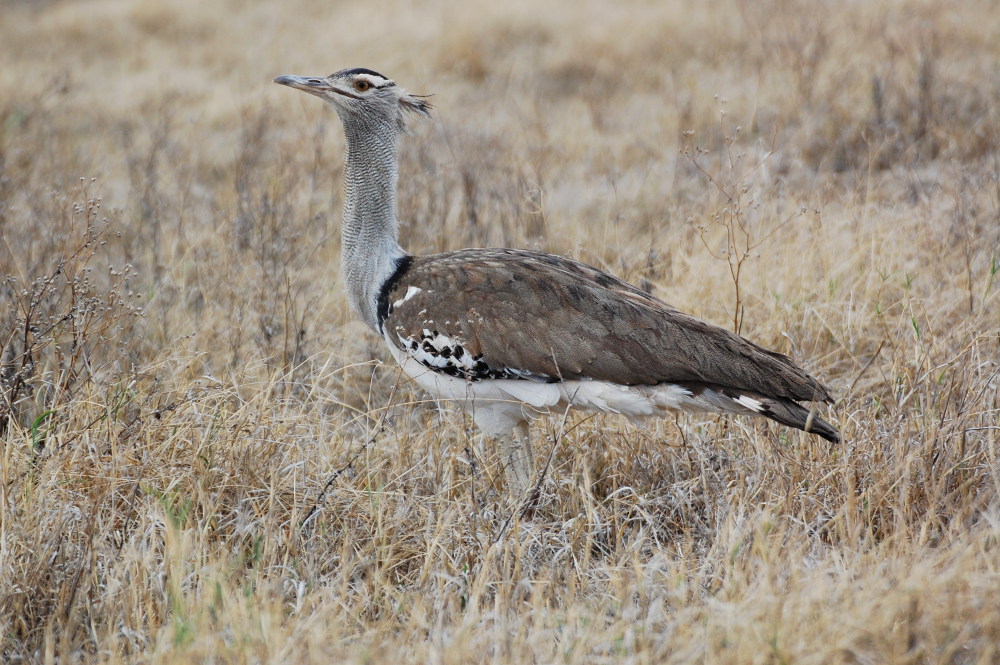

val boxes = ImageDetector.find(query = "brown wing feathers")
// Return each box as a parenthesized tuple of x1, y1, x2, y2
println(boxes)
(382, 249, 831, 397)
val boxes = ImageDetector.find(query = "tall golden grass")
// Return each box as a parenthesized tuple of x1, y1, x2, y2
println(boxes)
(1, 0, 998, 662)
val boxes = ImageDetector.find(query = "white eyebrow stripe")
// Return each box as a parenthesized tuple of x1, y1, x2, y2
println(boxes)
(355, 73, 394, 88)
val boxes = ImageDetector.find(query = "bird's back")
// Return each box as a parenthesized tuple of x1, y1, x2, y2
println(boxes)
(378, 248, 833, 404)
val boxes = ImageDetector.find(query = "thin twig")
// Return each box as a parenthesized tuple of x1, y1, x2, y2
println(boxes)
(300, 381, 400, 533)
(846, 340, 886, 398)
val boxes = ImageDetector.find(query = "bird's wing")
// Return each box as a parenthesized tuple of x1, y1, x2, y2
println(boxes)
(378, 248, 832, 403)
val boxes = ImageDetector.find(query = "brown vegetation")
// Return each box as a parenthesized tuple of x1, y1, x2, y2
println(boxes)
(1, 0, 998, 662)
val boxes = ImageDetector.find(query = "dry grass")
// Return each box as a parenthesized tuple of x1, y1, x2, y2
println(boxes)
(2, 0, 999, 662)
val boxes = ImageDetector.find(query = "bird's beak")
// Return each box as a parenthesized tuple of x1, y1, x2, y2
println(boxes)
(273, 75, 331, 97)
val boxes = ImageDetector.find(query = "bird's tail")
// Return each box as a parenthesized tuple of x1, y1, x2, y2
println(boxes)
(674, 381, 840, 443)
(755, 395, 840, 443)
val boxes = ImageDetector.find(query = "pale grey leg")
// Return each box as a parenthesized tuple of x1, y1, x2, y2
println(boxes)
(497, 422, 535, 495)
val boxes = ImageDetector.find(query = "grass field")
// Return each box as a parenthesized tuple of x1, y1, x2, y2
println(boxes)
(2, 0, 999, 662)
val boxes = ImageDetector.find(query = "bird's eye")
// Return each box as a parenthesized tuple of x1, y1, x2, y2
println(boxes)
(354, 80, 371, 92)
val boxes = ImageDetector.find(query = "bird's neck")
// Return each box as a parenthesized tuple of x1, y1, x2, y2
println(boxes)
(340, 118, 407, 331)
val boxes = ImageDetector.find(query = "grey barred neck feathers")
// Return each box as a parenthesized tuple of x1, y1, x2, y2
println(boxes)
(273, 67, 430, 329)
(273, 67, 840, 492)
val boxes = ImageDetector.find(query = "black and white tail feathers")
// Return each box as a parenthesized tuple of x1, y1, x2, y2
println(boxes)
(676, 381, 840, 443)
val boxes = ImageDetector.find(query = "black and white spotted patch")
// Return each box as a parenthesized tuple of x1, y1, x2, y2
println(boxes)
(395, 328, 547, 382)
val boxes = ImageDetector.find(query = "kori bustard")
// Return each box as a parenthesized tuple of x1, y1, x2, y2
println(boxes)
(274, 68, 839, 494)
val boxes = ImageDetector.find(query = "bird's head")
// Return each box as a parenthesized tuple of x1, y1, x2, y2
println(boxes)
(273, 68, 431, 132)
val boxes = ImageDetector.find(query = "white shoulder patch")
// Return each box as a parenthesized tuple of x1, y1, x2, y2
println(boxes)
(392, 286, 422, 308)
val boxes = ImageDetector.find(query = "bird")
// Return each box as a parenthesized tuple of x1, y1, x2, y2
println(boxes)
(273, 67, 839, 494)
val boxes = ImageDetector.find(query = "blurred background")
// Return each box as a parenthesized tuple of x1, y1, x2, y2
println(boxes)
(3, 0, 997, 385)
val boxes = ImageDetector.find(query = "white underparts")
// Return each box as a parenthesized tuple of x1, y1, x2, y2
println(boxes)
(384, 338, 765, 438)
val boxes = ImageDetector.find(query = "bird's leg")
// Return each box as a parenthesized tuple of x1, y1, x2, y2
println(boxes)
(498, 422, 535, 496)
